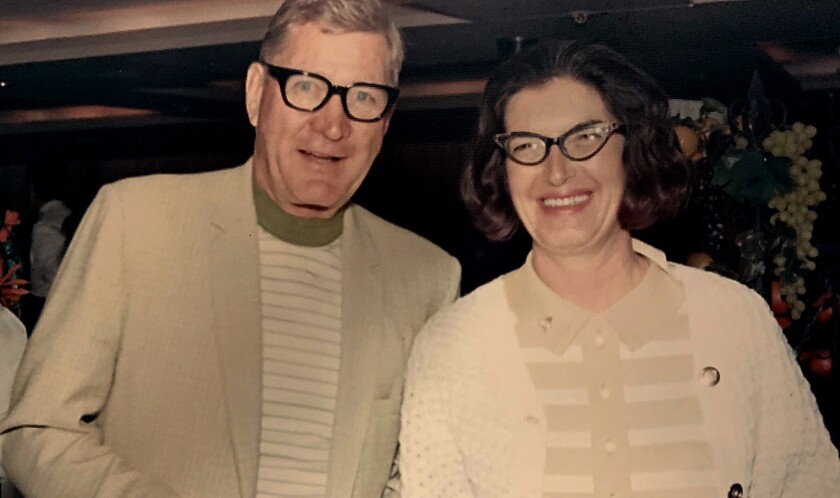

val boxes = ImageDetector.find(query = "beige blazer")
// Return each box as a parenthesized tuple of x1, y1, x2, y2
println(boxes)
(0, 161, 460, 498)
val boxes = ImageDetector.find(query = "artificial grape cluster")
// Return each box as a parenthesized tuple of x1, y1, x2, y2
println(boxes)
(764, 122, 825, 319)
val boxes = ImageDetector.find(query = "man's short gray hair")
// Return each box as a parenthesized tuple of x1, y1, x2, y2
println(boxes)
(259, 0, 404, 85)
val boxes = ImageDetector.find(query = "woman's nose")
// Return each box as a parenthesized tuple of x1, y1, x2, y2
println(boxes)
(544, 146, 575, 185)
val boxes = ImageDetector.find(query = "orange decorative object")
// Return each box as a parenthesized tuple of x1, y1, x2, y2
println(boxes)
(807, 349, 833, 378)
(686, 252, 713, 269)
(769, 280, 792, 329)
(814, 292, 836, 324)
(770, 280, 789, 314)
(674, 125, 701, 159)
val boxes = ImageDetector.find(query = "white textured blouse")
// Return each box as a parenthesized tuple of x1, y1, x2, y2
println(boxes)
(400, 241, 840, 498)
(514, 251, 717, 497)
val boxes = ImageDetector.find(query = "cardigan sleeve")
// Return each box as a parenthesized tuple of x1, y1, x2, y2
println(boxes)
(745, 291, 840, 497)
(400, 309, 476, 498)
(0, 185, 179, 498)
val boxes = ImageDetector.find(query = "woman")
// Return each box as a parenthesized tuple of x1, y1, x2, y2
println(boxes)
(400, 41, 840, 498)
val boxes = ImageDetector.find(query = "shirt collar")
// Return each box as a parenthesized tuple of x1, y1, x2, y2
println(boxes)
(504, 239, 687, 355)
(252, 181, 345, 247)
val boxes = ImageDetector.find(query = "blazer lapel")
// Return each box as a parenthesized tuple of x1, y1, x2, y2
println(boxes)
(326, 206, 383, 498)
(208, 162, 262, 498)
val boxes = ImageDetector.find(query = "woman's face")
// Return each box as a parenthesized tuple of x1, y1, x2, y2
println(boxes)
(504, 77, 627, 259)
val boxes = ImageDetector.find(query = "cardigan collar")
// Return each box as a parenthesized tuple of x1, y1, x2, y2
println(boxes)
(505, 239, 687, 355)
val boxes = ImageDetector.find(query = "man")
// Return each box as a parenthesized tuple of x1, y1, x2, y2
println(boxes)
(0, 1, 460, 497)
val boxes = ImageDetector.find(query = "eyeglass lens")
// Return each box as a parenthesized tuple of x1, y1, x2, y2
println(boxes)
(285, 73, 390, 121)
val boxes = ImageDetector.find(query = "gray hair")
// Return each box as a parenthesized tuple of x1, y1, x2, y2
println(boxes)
(259, 0, 404, 84)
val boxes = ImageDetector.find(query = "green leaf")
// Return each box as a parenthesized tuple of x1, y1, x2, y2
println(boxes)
(712, 149, 793, 205)
(765, 156, 794, 193)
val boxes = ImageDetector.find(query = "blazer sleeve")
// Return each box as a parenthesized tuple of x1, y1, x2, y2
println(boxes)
(384, 255, 460, 498)
(746, 292, 840, 497)
(400, 309, 476, 498)
(0, 185, 178, 498)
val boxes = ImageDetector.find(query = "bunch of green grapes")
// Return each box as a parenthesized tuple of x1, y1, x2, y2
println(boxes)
(765, 123, 825, 320)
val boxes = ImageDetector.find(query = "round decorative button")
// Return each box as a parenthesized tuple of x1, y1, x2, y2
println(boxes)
(728, 483, 743, 498)
(540, 316, 553, 331)
(604, 440, 616, 453)
(594, 334, 606, 346)
(700, 366, 721, 387)
(600, 386, 611, 399)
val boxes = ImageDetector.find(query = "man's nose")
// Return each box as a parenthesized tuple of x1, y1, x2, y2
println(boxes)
(310, 94, 352, 140)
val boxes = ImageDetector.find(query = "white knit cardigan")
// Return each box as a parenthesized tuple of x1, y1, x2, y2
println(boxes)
(400, 261, 840, 498)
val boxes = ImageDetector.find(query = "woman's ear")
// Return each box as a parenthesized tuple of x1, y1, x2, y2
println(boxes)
(245, 62, 266, 127)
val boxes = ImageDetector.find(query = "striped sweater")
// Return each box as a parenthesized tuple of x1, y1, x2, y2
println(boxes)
(256, 227, 342, 497)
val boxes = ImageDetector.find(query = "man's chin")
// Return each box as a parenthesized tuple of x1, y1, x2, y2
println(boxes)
(287, 200, 344, 219)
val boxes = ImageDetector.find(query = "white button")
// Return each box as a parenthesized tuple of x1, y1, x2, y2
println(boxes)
(700, 366, 721, 387)
(604, 440, 616, 453)
(594, 333, 606, 346)
(600, 386, 611, 399)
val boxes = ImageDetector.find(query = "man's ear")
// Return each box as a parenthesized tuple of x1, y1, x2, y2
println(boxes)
(245, 62, 266, 127)
(381, 107, 395, 134)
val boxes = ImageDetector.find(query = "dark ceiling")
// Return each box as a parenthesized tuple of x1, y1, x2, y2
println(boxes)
(1, 0, 840, 140)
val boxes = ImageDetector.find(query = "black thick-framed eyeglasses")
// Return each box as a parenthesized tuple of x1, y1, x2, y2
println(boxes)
(260, 61, 399, 123)
(494, 121, 626, 165)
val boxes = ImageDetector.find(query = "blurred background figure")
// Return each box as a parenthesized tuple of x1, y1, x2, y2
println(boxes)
(22, 156, 72, 334)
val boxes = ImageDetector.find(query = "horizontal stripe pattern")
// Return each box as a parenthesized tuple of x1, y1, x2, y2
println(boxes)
(523, 318, 717, 497)
(257, 228, 342, 498)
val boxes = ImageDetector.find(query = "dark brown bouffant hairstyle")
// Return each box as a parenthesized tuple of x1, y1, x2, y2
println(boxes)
(461, 40, 690, 241)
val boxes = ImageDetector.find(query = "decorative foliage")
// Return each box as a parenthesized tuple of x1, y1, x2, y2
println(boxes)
(679, 108, 827, 331)
(0, 209, 29, 314)
(711, 148, 792, 205)
(0, 261, 28, 309)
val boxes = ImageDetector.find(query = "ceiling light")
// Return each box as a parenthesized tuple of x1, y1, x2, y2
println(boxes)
(690, 0, 747, 4)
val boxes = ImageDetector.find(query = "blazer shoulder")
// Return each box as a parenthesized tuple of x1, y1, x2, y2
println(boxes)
(107, 165, 244, 202)
(351, 205, 457, 266)
(99, 165, 249, 230)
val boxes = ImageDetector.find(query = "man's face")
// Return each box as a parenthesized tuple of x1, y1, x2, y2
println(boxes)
(246, 22, 393, 219)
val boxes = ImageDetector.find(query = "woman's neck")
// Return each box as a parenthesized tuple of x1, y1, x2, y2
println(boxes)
(531, 235, 650, 312)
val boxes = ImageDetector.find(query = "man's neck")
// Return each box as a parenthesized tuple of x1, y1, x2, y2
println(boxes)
(252, 182, 345, 247)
